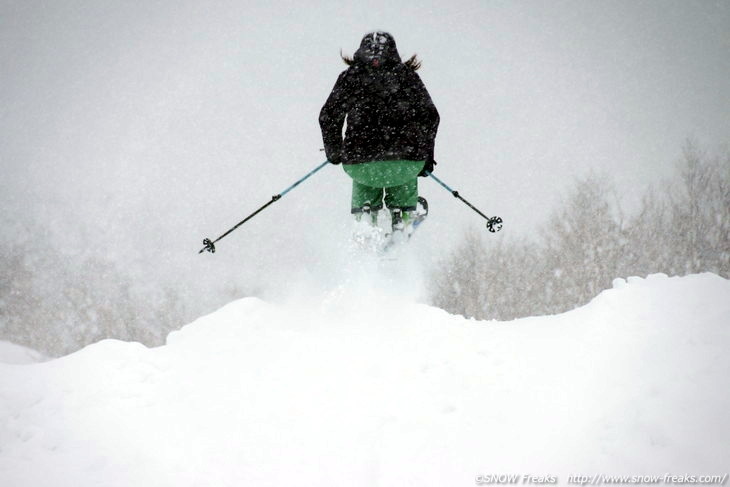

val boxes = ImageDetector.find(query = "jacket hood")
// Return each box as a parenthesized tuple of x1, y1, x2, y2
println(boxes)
(353, 31, 401, 68)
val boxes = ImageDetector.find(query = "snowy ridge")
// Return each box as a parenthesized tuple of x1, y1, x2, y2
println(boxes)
(0, 341, 46, 365)
(1, 273, 729, 486)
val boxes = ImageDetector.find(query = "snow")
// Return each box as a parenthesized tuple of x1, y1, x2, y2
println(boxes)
(1, 273, 729, 485)
(0, 341, 46, 365)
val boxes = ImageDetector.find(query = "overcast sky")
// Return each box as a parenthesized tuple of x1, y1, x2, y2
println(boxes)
(1, 0, 729, 305)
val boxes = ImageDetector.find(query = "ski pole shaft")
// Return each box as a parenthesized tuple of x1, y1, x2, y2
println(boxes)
(280, 160, 330, 196)
(199, 160, 330, 253)
(426, 171, 503, 233)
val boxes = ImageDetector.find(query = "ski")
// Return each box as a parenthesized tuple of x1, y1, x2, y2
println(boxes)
(381, 196, 429, 253)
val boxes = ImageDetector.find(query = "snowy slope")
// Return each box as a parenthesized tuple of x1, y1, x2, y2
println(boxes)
(1, 273, 729, 486)
(0, 341, 46, 365)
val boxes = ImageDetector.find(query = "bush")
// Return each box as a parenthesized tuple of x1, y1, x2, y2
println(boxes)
(429, 143, 729, 321)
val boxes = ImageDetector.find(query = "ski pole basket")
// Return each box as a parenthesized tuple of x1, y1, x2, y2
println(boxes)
(198, 161, 329, 254)
(426, 172, 503, 233)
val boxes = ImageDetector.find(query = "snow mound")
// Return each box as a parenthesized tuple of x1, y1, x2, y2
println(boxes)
(1, 273, 728, 486)
(0, 340, 46, 365)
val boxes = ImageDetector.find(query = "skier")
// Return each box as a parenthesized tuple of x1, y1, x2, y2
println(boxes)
(319, 31, 440, 235)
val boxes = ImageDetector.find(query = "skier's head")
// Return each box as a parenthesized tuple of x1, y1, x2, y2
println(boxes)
(353, 31, 401, 68)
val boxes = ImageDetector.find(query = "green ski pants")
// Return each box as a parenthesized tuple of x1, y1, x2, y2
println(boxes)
(343, 160, 425, 213)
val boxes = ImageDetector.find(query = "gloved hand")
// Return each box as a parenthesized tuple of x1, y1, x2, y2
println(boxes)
(418, 158, 437, 177)
(327, 150, 343, 165)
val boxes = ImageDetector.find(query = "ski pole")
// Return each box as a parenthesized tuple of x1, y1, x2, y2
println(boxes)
(198, 160, 330, 254)
(426, 171, 503, 233)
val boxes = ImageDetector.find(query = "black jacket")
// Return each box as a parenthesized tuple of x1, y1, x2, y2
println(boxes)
(319, 47, 439, 165)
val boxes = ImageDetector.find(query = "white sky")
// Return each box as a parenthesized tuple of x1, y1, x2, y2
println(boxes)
(1, 0, 729, 305)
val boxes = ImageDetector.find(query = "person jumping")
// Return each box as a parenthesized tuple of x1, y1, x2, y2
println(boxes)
(319, 31, 440, 236)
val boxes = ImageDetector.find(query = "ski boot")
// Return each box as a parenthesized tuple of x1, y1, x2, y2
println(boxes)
(351, 203, 386, 251)
(354, 203, 379, 226)
(382, 198, 429, 252)
(389, 208, 416, 244)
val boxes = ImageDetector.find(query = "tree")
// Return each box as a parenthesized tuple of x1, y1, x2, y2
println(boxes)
(540, 176, 624, 312)
(667, 141, 729, 277)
